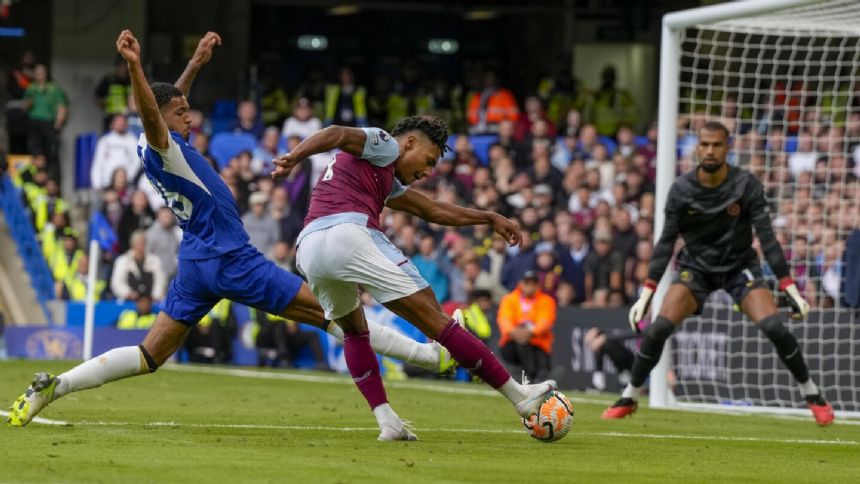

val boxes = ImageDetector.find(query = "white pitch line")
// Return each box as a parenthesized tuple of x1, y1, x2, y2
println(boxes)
(3, 414, 855, 446)
(0, 410, 69, 426)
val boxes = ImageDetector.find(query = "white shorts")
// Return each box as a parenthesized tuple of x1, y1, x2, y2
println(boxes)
(296, 223, 429, 320)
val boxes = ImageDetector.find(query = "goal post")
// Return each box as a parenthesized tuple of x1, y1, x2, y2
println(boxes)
(652, 0, 860, 418)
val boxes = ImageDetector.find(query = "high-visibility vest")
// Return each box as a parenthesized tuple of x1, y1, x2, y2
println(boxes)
(63, 273, 105, 302)
(117, 309, 156, 330)
(31, 193, 66, 232)
(466, 89, 519, 127)
(50, 248, 83, 282)
(198, 299, 232, 328)
(324, 84, 367, 126)
(462, 303, 492, 339)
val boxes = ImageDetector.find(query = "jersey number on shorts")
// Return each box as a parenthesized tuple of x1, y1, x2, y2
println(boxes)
(322, 157, 336, 182)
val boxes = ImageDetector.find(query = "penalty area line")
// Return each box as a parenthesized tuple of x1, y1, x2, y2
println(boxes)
(4, 413, 855, 446)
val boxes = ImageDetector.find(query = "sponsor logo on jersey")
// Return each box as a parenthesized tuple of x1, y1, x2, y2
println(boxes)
(727, 203, 741, 217)
(680, 270, 692, 282)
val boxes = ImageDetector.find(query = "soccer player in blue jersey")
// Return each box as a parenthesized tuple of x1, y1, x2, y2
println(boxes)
(7, 30, 453, 428)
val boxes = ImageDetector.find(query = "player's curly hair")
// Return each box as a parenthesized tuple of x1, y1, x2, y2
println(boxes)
(150, 82, 184, 109)
(391, 115, 450, 154)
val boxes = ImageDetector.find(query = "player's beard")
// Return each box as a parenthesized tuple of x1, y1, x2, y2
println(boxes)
(700, 159, 724, 174)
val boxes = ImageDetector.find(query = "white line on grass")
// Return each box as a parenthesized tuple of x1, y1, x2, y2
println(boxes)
(2, 411, 854, 446)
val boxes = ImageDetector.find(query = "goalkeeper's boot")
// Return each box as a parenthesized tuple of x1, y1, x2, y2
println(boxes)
(7, 373, 59, 427)
(601, 397, 638, 419)
(378, 420, 418, 442)
(806, 395, 835, 426)
(514, 378, 558, 419)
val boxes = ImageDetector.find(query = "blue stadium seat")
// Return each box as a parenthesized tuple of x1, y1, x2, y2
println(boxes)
(212, 99, 238, 119)
(74, 132, 99, 189)
(634, 135, 649, 147)
(209, 132, 258, 169)
(784, 136, 798, 153)
(468, 134, 499, 166)
(598, 135, 617, 154)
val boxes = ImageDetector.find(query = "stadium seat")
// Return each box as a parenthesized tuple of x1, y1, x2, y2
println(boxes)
(212, 99, 238, 119)
(634, 135, 650, 147)
(209, 132, 258, 169)
(442, 135, 458, 161)
(598, 135, 617, 154)
(74, 132, 99, 189)
(468, 134, 499, 166)
(784, 136, 798, 153)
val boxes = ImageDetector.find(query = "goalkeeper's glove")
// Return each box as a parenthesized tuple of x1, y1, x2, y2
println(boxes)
(780, 277, 810, 320)
(628, 279, 657, 333)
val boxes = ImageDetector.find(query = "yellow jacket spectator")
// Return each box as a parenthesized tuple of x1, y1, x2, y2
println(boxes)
(585, 65, 637, 136)
(117, 295, 157, 330)
(324, 67, 367, 127)
(49, 232, 83, 283)
(58, 254, 105, 302)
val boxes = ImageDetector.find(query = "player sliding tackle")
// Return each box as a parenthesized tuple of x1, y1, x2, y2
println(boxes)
(271, 115, 557, 441)
(7, 30, 456, 427)
(602, 121, 834, 426)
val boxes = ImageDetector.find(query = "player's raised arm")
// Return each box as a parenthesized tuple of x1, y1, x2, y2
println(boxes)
(747, 178, 809, 319)
(271, 126, 367, 180)
(385, 188, 522, 246)
(174, 31, 221, 97)
(117, 30, 169, 151)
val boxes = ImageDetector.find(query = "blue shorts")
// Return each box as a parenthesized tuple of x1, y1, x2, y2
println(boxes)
(163, 244, 304, 326)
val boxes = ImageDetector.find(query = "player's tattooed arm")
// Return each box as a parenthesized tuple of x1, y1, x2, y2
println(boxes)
(116, 30, 169, 151)
(175, 32, 222, 97)
(271, 126, 366, 180)
(386, 188, 522, 246)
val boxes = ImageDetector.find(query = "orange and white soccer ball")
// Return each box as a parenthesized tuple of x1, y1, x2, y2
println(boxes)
(521, 391, 574, 442)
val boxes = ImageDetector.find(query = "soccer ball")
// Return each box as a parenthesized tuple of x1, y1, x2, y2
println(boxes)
(521, 391, 574, 442)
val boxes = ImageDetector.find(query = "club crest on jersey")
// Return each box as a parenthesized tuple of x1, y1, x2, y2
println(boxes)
(680, 270, 692, 282)
(726, 203, 741, 217)
(378, 130, 390, 142)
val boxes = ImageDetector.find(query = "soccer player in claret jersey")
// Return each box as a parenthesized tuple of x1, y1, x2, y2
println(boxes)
(271, 116, 557, 441)
(601, 121, 834, 426)
(6, 30, 456, 427)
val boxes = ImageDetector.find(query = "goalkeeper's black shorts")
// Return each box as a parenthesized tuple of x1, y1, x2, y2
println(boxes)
(672, 263, 769, 314)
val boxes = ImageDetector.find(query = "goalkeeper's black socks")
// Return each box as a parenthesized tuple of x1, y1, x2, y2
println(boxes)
(629, 316, 676, 388)
(756, 314, 810, 383)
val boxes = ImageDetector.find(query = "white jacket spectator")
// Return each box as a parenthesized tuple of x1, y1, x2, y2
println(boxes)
(242, 192, 279, 257)
(281, 97, 321, 140)
(111, 230, 166, 301)
(90, 114, 139, 190)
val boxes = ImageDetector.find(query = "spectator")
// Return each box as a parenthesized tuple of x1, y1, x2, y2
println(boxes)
(467, 71, 519, 134)
(584, 326, 635, 392)
(146, 206, 182, 280)
(411, 234, 450, 303)
(125, 93, 144, 138)
(117, 191, 154, 253)
(24, 63, 67, 182)
(612, 207, 638, 259)
(282, 97, 322, 140)
(324, 67, 367, 127)
(501, 229, 536, 290)
(230, 100, 264, 139)
(94, 57, 131, 132)
(270, 186, 304, 246)
(255, 312, 329, 370)
(116, 294, 157, 330)
(496, 270, 557, 382)
(90, 114, 139, 190)
(788, 130, 818, 177)
(583, 229, 625, 306)
(515, 95, 557, 142)
(269, 240, 294, 272)
(534, 244, 563, 299)
(185, 300, 236, 364)
(49, 232, 83, 288)
(111, 230, 166, 301)
(463, 258, 507, 305)
(252, 126, 281, 175)
(559, 227, 590, 304)
(459, 289, 495, 342)
(586, 65, 637, 136)
(58, 254, 105, 302)
(242, 191, 279, 256)
(5, 50, 36, 153)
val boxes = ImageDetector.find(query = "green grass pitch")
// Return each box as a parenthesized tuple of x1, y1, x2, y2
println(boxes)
(2, 360, 858, 483)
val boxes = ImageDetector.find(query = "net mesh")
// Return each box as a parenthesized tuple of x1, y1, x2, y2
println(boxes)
(671, 0, 860, 414)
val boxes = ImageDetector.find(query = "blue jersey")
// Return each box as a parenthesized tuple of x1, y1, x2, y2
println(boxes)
(137, 132, 249, 260)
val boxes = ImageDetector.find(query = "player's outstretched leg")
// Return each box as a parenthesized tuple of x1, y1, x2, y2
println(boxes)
(7, 313, 187, 427)
(279, 282, 456, 373)
(755, 313, 834, 426)
(384, 288, 557, 419)
(334, 306, 416, 441)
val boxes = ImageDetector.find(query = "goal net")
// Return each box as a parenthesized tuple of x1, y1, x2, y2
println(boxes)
(662, 0, 860, 417)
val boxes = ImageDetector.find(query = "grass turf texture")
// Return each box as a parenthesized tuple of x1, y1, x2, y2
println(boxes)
(1, 360, 857, 483)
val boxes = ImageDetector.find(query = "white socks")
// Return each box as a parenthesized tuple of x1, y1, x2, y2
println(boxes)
(372, 403, 401, 429)
(798, 379, 819, 396)
(497, 377, 527, 404)
(327, 320, 439, 371)
(621, 383, 640, 400)
(54, 346, 149, 399)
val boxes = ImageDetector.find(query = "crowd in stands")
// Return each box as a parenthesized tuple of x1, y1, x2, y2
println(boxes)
(5, 50, 860, 373)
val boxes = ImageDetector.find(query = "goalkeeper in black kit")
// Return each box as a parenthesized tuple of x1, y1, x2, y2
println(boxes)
(602, 121, 834, 425)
